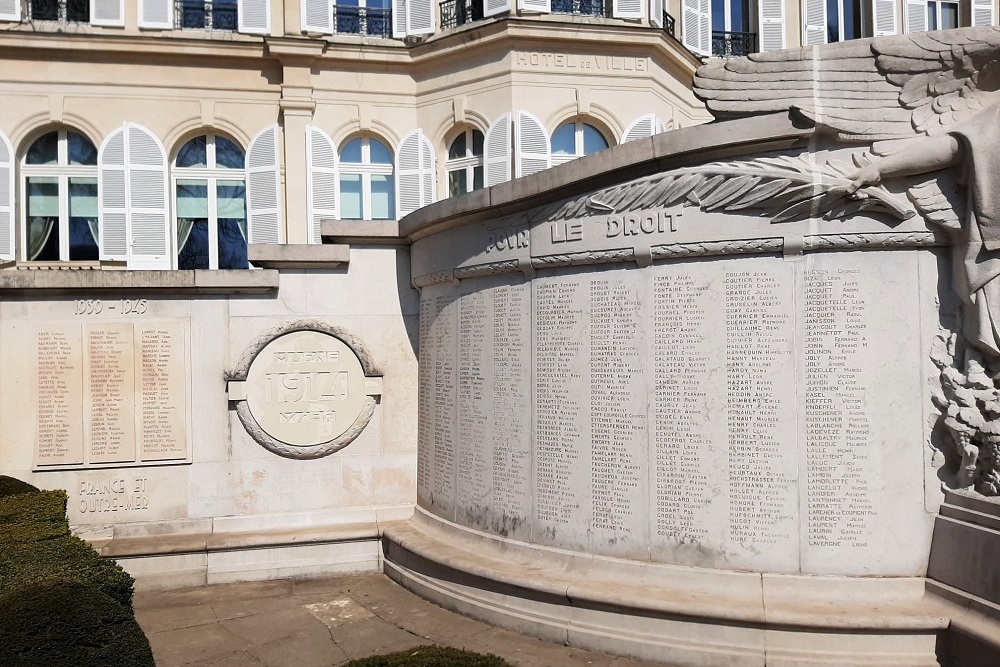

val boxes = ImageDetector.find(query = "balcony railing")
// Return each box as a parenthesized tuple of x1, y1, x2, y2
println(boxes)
(29, 0, 88, 21)
(176, 0, 238, 30)
(332, 5, 393, 37)
(439, 0, 484, 29)
(711, 30, 756, 57)
(551, 0, 606, 16)
(662, 10, 675, 36)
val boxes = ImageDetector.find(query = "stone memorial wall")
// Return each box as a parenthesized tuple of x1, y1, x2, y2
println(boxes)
(412, 197, 939, 576)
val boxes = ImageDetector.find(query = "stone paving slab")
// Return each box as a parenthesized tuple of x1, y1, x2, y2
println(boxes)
(134, 572, 677, 667)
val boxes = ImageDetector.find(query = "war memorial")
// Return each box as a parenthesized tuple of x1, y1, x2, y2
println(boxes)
(4, 24, 1000, 667)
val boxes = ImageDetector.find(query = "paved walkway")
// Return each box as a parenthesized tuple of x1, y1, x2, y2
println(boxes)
(134, 572, 671, 667)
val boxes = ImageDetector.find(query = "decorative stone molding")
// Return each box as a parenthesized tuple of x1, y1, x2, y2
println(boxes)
(651, 238, 784, 259)
(412, 270, 456, 288)
(802, 231, 943, 251)
(453, 260, 521, 280)
(227, 319, 382, 460)
(531, 248, 634, 269)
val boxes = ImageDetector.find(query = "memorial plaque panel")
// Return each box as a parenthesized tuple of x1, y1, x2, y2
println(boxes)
(797, 251, 932, 575)
(136, 322, 188, 461)
(87, 323, 137, 464)
(35, 324, 85, 466)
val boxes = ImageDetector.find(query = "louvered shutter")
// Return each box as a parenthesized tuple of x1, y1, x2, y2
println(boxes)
(246, 124, 282, 245)
(307, 126, 338, 245)
(682, 0, 710, 54)
(483, 0, 511, 16)
(621, 114, 665, 144)
(873, 0, 896, 34)
(973, 0, 993, 25)
(514, 110, 550, 179)
(99, 127, 128, 262)
(484, 113, 512, 187)
(239, 0, 270, 34)
(613, 0, 643, 19)
(302, 0, 332, 32)
(139, 0, 173, 27)
(90, 0, 124, 26)
(395, 130, 436, 218)
(802, 0, 826, 45)
(518, 0, 550, 13)
(759, 0, 785, 50)
(392, 0, 406, 36)
(0, 133, 13, 260)
(648, 0, 663, 25)
(125, 124, 170, 270)
(905, 0, 926, 31)
(408, 0, 434, 33)
(0, 0, 20, 22)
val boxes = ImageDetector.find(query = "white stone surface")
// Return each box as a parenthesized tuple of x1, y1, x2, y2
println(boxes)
(415, 248, 939, 575)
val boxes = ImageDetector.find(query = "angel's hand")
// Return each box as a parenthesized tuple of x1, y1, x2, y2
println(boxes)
(846, 164, 881, 196)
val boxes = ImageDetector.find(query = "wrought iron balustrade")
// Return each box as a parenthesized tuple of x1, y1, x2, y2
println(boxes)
(30, 0, 88, 22)
(332, 5, 393, 37)
(175, 0, 238, 30)
(439, 0, 484, 29)
(662, 10, 674, 36)
(551, 0, 606, 16)
(711, 30, 756, 57)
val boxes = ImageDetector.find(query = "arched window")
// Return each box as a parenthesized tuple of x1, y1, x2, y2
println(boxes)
(173, 134, 248, 270)
(22, 129, 99, 261)
(446, 128, 484, 198)
(550, 121, 609, 166)
(340, 136, 394, 220)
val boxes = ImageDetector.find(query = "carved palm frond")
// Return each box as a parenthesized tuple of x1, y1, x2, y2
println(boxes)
(548, 155, 914, 224)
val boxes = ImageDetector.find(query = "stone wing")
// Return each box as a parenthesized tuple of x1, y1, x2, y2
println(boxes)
(694, 27, 1000, 142)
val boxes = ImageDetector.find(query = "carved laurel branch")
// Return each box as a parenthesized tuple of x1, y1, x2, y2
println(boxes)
(548, 155, 914, 224)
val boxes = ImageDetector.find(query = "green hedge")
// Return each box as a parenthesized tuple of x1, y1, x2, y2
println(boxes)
(346, 646, 511, 667)
(0, 489, 134, 609)
(0, 475, 39, 498)
(0, 578, 154, 667)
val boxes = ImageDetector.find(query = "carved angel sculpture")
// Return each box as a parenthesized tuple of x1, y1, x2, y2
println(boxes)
(695, 27, 1000, 360)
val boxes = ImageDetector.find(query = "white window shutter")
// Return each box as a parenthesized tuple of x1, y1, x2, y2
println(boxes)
(905, 0, 926, 31)
(873, 0, 896, 34)
(973, 0, 994, 25)
(393, 0, 407, 36)
(90, 0, 124, 26)
(518, 0, 550, 13)
(622, 114, 665, 144)
(648, 0, 663, 25)
(395, 130, 436, 219)
(484, 113, 512, 187)
(239, 0, 270, 34)
(0, 133, 13, 260)
(613, 0, 643, 19)
(307, 126, 338, 245)
(514, 110, 550, 179)
(139, 0, 173, 28)
(408, 0, 434, 33)
(759, 0, 785, 50)
(302, 0, 332, 32)
(0, 0, 20, 22)
(124, 124, 170, 270)
(99, 126, 128, 262)
(483, 0, 511, 16)
(682, 0, 710, 55)
(247, 124, 283, 245)
(802, 0, 827, 45)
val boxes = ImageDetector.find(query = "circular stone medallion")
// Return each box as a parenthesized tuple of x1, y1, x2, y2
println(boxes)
(244, 330, 368, 448)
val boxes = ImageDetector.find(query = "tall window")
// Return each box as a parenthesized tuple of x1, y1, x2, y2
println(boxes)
(550, 121, 609, 166)
(826, 0, 865, 41)
(177, 0, 239, 29)
(334, 0, 392, 36)
(928, 0, 959, 28)
(340, 136, 394, 220)
(30, 0, 89, 21)
(22, 130, 98, 262)
(173, 134, 248, 270)
(446, 128, 484, 198)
